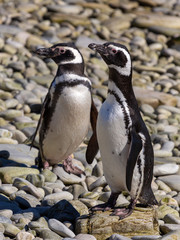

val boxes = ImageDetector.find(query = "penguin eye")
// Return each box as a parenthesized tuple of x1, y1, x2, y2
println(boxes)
(112, 49, 117, 54)
(59, 48, 65, 54)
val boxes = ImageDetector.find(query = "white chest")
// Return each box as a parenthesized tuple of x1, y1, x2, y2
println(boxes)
(97, 96, 130, 192)
(42, 85, 91, 163)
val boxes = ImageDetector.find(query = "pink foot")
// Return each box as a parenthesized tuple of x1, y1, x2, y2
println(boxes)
(111, 207, 133, 220)
(90, 203, 113, 212)
(43, 161, 49, 169)
(63, 156, 84, 175)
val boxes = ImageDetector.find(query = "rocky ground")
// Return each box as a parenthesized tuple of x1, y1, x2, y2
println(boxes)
(0, 0, 180, 239)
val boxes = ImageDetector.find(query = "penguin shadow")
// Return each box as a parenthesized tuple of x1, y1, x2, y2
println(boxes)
(0, 150, 27, 167)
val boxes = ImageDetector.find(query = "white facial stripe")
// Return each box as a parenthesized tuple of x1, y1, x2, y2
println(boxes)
(108, 45, 131, 76)
(108, 81, 132, 128)
(60, 47, 83, 65)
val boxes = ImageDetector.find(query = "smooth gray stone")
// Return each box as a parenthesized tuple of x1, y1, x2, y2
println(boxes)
(13, 177, 44, 199)
(14, 193, 41, 208)
(92, 161, 103, 177)
(39, 229, 63, 240)
(45, 181, 65, 190)
(3, 222, 20, 236)
(0, 232, 4, 239)
(8, 61, 25, 71)
(47, 200, 80, 222)
(161, 230, 180, 239)
(0, 215, 12, 224)
(160, 223, 180, 234)
(53, 166, 85, 185)
(16, 232, 35, 240)
(0, 184, 18, 196)
(108, 233, 131, 240)
(158, 175, 180, 191)
(131, 236, 161, 240)
(26, 174, 45, 187)
(0, 144, 37, 166)
(0, 209, 13, 219)
(42, 169, 57, 183)
(30, 56, 50, 75)
(75, 234, 97, 240)
(48, 218, 75, 238)
(48, 4, 83, 14)
(154, 163, 179, 177)
(42, 191, 73, 206)
(164, 214, 180, 224)
(89, 176, 107, 191)
(0, 24, 22, 35)
(76, 35, 104, 48)
(68, 184, 86, 200)
(15, 90, 40, 105)
(28, 216, 48, 230)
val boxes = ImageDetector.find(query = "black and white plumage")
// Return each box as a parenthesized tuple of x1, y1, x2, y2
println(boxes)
(32, 42, 98, 173)
(88, 42, 157, 219)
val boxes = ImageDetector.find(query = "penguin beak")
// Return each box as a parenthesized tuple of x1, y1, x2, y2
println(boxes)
(88, 43, 108, 56)
(35, 47, 58, 58)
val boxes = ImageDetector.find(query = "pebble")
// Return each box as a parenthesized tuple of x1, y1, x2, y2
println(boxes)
(89, 176, 107, 191)
(0, 0, 180, 239)
(39, 229, 63, 240)
(160, 224, 180, 234)
(164, 214, 180, 224)
(108, 234, 131, 240)
(53, 166, 85, 185)
(75, 234, 97, 240)
(13, 178, 44, 199)
(154, 163, 179, 176)
(158, 175, 180, 192)
(42, 169, 57, 183)
(3, 223, 21, 237)
(158, 205, 179, 219)
(48, 219, 75, 238)
(16, 232, 35, 240)
(0, 167, 39, 184)
(42, 192, 73, 206)
(0, 144, 38, 166)
(160, 230, 180, 239)
(131, 236, 161, 240)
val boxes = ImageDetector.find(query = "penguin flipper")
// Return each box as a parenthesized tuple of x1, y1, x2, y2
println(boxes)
(30, 92, 51, 149)
(126, 129, 142, 192)
(86, 99, 99, 164)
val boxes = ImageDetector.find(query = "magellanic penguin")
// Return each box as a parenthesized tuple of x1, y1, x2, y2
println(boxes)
(31, 42, 98, 174)
(88, 42, 157, 219)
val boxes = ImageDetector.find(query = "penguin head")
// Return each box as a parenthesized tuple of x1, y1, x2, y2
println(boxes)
(35, 42, 83, 65)
(89, 42, 131, 76)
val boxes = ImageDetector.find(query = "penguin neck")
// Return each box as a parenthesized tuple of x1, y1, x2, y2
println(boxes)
(108, 67, 134, 101)
(56, 63, 84, 76)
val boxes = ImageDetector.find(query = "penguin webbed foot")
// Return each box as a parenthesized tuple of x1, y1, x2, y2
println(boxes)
(90, 203, 113, 212)
(63, 156, 85, 176)
(111, 199, 136, 220)
(111, 207, 133, 220)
